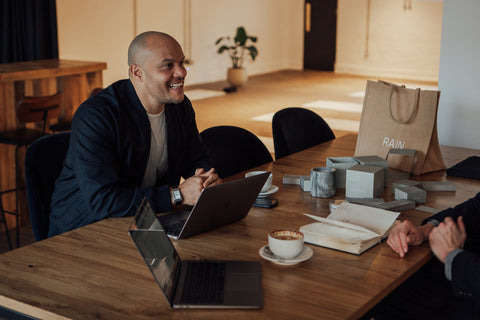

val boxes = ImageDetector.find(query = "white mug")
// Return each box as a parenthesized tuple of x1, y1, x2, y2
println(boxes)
(245, 171, 273, 193)
(268, 230, 304, 259)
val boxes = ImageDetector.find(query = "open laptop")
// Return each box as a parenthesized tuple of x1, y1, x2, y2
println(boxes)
(128, 198, 263, 309)
(158, 171, 270, 239)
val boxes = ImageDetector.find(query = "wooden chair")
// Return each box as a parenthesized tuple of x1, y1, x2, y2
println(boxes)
(200, 126, 273, 179)
(0, 92, 62, 249)
(272, 107, 335, 160)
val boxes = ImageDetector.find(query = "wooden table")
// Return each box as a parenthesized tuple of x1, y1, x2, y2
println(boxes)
(1, 134, 479, 320)
(0, 59, 107, 228)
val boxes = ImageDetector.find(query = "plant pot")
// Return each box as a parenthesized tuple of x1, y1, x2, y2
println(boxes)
(227, 67, 248, 87)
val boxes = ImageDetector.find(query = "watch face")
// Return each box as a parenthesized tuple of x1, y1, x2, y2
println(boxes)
(172, 188, 183, 204)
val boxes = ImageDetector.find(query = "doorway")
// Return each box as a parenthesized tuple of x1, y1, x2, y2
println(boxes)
(304, 0, 337, 71)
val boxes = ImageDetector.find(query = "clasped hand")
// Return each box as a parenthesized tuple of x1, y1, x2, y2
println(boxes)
(178, 168, 222, 205)
(387, 217, 466, 263)
(429, 216, 466, 263)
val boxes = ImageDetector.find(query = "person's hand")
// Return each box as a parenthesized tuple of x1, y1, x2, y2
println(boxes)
(178, 175, 207, 205)
(177, 168, 223, 205)
(387, 220, 433, 258)
(194, 168, 222, 188)
(429, 216, 466, 263)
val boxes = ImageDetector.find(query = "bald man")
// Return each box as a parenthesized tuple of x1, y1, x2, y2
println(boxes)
(49, 31, 221, 237)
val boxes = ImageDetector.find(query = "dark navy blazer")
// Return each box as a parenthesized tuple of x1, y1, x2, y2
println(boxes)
(49, 80, 211, 237)
(424, 192, 480, 317)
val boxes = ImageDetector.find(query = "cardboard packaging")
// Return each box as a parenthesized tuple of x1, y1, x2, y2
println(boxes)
(346, 164, 384, 198)
(394, 185, 427, 204)
(326, 157, 359, 188)
(354, 155, 389, 186)
(283, 175, 301, 185)
(300, 176, 311, 192)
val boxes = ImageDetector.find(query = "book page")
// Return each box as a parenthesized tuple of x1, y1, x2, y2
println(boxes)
(303, 214, 380, 237)
(326, 202, 399, 236)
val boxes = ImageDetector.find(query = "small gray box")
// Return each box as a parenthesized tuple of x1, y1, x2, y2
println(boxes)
(326, 157, 359, 188)
(354, 155, 389, 186)
(376, 200, 416, 212)
(394, 186, 427, 204)
(419, 181, 456, 192)
(346, 164, 384, 198)
(391, 180, 422, 194)
(300, 175, 311, 192)
(283, 174, 301, 185)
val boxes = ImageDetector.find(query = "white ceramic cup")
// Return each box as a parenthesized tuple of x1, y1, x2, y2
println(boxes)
(268, 230, 304, 259)
(245, 171, 273, 193)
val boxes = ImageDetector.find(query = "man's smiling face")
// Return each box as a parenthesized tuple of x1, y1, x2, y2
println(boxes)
(141, 37, 187, 108)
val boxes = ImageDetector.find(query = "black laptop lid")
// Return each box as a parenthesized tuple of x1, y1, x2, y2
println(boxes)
(129, 199, 181, 306)
(175, 171, 270, 239)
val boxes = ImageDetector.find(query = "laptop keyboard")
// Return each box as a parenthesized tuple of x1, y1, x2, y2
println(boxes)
(163, 221, 184, 236)
(181, 262, 226, 304)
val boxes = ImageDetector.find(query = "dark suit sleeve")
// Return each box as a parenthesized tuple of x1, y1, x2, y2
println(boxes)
(423, 192, 480, 237)
(451, 250, 480, 300)
(422, 192, 480, 300)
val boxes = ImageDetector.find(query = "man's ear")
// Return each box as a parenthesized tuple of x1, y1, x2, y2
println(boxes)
(130, 64, 143, 81)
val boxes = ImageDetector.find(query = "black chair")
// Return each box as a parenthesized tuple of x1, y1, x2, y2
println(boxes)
(25, 132, 70, 241)
(200, 126, 273, 179)
(0, 92, 62, 248)
(272, 107, 336, 160)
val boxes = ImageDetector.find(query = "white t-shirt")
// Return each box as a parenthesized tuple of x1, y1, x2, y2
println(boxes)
(141, 110, 168, 187)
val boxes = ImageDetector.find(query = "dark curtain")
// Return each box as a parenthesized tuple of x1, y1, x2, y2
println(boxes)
(0, 0, 58, 63)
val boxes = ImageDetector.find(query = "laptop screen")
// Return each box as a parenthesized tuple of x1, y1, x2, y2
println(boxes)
(128, 199, 182, 305)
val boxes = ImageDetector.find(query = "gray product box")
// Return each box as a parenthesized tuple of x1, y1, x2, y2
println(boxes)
(391, 180, 422, 194)
(376, 200, 416, 212)
(283, 174, 301, 185)
(345, 164, 385, 198)
(354, 155, 389, 186)
(300, 175, 311, 192)
(326, 157, 359, 188)
(419, 181, 456, 192)
(394, 185, 427, 204)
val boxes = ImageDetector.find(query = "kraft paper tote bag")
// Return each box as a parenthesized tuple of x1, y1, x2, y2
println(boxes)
(354, 80, 445, 175)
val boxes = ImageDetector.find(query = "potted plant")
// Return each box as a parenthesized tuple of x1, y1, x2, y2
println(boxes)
(215, 26, 258, 88)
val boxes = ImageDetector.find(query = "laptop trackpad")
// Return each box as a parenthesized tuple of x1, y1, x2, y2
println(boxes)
(226, 273, 260, 292)
(224, 263, 262, 306)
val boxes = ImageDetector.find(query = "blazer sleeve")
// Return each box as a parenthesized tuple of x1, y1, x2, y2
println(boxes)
(422, 192, 480, 300)
(451, 250, 480, 301)
(423, 192, 480, 237)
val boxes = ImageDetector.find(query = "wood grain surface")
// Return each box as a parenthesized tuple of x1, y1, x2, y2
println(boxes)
(0, 134, 479, 320)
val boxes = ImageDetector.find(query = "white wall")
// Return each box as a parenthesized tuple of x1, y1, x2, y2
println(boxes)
(56, 0, 134, 85)
(57, 0, 443, 87)
(437, 0, 480, 149)
(56, 0, 305, 87)
(336, 0, 443, 82)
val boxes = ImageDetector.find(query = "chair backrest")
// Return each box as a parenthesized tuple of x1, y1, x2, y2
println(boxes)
(272, 107, 336, 160)
(25, 132, 70, 241)
(200, 126, 273, 179)
(17, 92, 63, 133)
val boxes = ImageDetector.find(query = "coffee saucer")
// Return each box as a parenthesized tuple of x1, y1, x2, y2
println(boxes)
(259, 245, 313, 266)
(258, 185, 279, 198)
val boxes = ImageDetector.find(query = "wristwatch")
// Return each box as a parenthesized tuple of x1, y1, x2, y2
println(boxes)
(171, 187, 183, 205)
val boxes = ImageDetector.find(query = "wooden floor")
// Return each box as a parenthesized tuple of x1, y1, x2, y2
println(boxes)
(0, 70, 437, 253)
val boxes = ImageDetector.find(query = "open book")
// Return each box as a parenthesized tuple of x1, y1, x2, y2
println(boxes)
(299, 202, 400, 255)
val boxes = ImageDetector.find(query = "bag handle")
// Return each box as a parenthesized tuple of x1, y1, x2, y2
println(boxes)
(388, 85, 420, 124)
